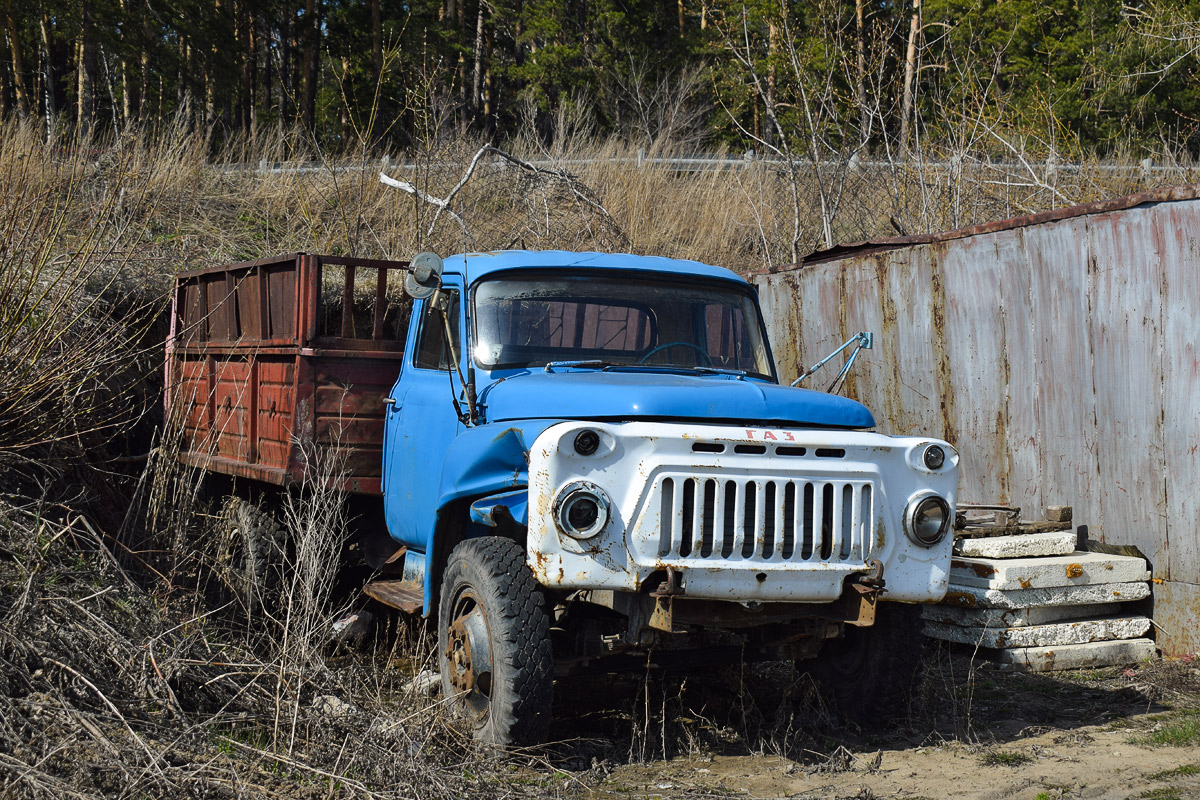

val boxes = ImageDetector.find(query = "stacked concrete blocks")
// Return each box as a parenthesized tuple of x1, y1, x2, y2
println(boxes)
(923, 528, 1155, 672)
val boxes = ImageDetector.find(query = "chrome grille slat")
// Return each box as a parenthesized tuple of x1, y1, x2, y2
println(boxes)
(730, 480, 746, 559)
(811, 482, 825, 561)
(772, 482, 787, 562)
(653, 474, 876, 564)
(752, 479, 765, 558)
(830, 482, 843, 561)
(710, 479, 725, 559)
(669, 478, 684, 555)
(691, 478, 704, 558)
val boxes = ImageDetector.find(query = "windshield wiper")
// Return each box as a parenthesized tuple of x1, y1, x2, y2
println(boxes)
(543, 360, 617, 373)
(684, 365, 748, 377)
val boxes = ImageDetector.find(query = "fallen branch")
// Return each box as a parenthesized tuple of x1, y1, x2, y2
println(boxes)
(380, 143, 629, 249)
(378, 171, 476, 247)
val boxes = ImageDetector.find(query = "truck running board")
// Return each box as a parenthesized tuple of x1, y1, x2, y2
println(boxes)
(362, 579, 423, 614)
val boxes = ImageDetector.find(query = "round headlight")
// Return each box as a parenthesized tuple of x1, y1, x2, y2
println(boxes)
(554, 481, 610, 539)
(905, 495, 951, 546)
(574, 429, 600, 456)
(923, 444, 945, 470)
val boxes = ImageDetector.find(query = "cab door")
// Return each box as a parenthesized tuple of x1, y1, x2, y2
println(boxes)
(382, 283, 464, 550)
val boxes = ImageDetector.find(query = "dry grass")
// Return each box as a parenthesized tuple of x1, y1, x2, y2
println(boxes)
(2, 116, 1199, 796)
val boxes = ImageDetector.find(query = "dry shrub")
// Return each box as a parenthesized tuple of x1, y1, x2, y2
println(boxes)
(0, 126, 161, 469)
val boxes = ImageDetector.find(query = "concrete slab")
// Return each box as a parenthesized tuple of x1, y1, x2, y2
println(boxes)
(950, 551, 1150, 590)
(953, 531, 1077, 559)
(988, 638, 1157, 672)
(922, 603, 1116, 628)
(924, 616, 1151, 648)
(941, 581, 1150, 610)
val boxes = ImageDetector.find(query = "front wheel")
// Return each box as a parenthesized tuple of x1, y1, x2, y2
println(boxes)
(805, 602, 926, 725)
(438, 537, 553, 747)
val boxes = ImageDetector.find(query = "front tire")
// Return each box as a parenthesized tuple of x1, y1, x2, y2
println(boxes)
(438, 537, 552, 747)
(806, 602, 926, 724)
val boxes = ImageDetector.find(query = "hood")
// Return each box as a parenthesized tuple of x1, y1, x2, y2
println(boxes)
(478, 370, 875, 428)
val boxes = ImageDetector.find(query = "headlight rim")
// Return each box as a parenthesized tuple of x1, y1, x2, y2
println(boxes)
(922, 443, 946, 471)
(904, 492, 951, 547)
(553, 480, 611, 540)
(573, 429, 601, 456)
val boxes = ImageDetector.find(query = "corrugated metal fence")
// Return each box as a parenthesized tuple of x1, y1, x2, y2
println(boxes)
(754, 185, 1200, 654)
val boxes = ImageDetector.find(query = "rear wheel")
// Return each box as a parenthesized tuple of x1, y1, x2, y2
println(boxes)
(217, 496, 287, 617)
(438, 536, 552, 747)
(806, 602, 925, 724)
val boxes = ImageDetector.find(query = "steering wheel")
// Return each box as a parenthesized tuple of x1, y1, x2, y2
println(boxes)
(637, 341, 713, 367)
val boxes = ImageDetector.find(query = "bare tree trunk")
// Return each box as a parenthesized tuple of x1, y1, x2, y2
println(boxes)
(483, 27, 492, 126)
(471, 0, 484, 120)
(237, 3, 252, 134)
(40, 11, 55, 127)
(4, 0, 31, 121)
(204, 65, 215, 130)
(454, 0, 465, 105)
(177, 39, 186, 110)
(119, 0, 139, 128)
(855, 0, 867, 138)
(766, 19, 777, 148)
(76, 6, 95, 137)
(370, 0, 382, 85)
(299, 0, 319, 130)
(263, 18, 273, 122)
(899, 0, 920, 154)
(139, 12, 151, 123)
(278, 16, 289, 122)
(100, 44, 120, 130)
(240, 4, 255, 135)
(677, 0, 684, 36)
(204, 0, 220, 131)
(340, 55, 349, 141)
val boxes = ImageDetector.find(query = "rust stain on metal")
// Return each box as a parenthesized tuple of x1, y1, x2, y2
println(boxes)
(875, 254, 901, 426)
(362, 579, 423, 613)
(928, 249, 957, 447)
(1065, 562, 1084, 578)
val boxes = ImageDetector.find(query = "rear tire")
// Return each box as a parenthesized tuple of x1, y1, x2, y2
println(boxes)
(218, 496, 287, 617)
(806, 602, 925, 724)
(438, 536, 553, 748)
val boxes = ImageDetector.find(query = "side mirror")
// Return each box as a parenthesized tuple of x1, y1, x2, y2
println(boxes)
(404, 251, 444, 299)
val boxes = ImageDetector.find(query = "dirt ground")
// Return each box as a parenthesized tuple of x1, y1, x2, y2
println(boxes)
(4, 501, 1197, 800)
(538, 649, 1200, 800)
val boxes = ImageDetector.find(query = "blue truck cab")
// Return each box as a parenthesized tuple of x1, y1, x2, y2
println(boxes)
(369, 250, 958, 746)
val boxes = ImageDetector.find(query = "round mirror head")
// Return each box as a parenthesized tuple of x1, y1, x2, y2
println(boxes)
(404, 251, 443, 299)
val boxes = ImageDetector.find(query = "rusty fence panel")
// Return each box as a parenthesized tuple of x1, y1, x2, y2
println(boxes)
(754, 190, 1200, 654)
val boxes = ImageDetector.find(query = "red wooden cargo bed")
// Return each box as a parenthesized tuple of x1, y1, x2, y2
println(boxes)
(166, 253, 411, 495)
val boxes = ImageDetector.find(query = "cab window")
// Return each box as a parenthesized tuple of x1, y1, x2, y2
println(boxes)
(414, 290, 461, 370)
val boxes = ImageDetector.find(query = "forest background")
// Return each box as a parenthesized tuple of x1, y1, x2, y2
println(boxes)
(5, 0, 1200, 160)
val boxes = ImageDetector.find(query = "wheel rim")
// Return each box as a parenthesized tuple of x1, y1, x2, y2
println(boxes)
(444, 588, 495, 720)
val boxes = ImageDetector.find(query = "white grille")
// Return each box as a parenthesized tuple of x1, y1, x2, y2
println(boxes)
(652, 474, 875, 563)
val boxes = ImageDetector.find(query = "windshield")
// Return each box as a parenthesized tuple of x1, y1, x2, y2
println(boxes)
(471, 271, 775, 379)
